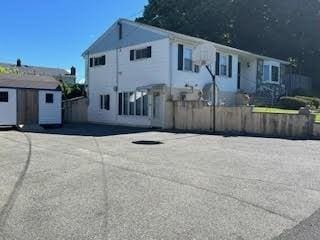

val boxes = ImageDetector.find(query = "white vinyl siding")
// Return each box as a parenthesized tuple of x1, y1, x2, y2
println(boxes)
(0, 88, 17, 125)
(38, 91, 62, 125)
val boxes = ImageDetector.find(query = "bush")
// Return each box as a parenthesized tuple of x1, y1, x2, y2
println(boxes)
(278, 97, 309, 110)
(295, 96, 320, 109)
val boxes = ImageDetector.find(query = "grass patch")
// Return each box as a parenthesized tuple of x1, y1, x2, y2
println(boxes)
(253, 107, 298, 115)
(315, 113, 320, 123)
(253, 107, 320, 123)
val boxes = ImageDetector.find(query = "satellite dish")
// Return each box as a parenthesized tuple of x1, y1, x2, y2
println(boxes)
(193, 43, 216, 67)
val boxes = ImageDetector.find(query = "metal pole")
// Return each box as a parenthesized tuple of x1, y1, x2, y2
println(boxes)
(206, 66, 216, 133)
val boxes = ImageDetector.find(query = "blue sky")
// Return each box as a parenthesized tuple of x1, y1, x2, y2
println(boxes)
(0, 0, 148, 83)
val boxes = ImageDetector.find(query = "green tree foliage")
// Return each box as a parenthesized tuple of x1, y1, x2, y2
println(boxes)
(137, 0, 320, 88)
(60, 83, 86, 100)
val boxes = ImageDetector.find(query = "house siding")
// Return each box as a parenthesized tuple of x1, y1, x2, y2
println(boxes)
(87, 38, 170, 126)
(170, 42, 239, 104)
(85, 20, 168, 55)
(0, 88, 17, 125)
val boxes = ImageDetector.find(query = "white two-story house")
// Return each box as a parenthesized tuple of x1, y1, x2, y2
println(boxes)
(82, 18, 289, 128)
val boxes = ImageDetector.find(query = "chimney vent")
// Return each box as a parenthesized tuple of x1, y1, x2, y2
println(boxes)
(17, 59, 22, 67)
(70, 66, 76, 76)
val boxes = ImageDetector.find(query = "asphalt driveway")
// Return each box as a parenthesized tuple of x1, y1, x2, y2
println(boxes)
(0, 124, 320, 240)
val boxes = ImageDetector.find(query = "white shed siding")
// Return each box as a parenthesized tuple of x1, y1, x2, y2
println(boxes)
(38, 91, 62, 124)
(88, 38, 170, 125)
(0, 88, 17, 125)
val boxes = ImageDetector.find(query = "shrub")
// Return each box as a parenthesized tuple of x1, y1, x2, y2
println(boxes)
(278, 97, 309, 110)
(295, 96, 320, 109)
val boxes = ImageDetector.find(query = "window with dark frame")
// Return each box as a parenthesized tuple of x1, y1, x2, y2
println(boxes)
(117, 91, 148, 117)
(0, 91, 8, 102)
(100, 95, 110, 110)
(130, 46, 152, 61)
(45, 93, 54, 103)
(91, 55, 106, 67)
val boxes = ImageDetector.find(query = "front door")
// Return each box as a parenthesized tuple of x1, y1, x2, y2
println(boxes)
(151, 92, 162, 128)
(17, 89, 39, 125)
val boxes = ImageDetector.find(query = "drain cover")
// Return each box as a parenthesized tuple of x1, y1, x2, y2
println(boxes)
(132, 140, 163, 145)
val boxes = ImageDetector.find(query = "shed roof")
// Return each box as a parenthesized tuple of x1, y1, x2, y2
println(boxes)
(0, 73, 61, 90)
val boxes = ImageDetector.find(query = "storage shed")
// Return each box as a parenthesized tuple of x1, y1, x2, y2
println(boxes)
(0, 74, 62, 126)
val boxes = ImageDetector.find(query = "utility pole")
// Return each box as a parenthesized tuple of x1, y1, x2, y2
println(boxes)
(206, 66, 216, 132)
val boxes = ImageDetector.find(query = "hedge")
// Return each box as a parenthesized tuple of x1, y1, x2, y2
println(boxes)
(278, 97, 309, 110)
(295, 96, 320, 109)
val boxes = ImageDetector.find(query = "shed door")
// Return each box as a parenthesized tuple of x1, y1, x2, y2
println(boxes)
(17, 89, 39, 125)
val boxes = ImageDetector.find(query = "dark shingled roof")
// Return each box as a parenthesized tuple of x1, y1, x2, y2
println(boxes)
(0, 62, 69, 77)
(0, 73, 61, 90)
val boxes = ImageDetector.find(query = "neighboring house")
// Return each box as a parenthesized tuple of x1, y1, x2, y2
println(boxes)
(82, 18, 289, 128)
(0, 73, 62, 126)
(0, 59, 76, 85)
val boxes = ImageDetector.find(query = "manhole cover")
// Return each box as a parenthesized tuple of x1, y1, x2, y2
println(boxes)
(132, 140, 163, 145)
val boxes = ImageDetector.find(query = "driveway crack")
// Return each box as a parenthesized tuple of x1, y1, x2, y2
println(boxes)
(0, 132, 32, 232)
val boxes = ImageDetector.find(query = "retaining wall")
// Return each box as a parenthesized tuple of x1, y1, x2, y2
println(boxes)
(169, 101, 316, 139)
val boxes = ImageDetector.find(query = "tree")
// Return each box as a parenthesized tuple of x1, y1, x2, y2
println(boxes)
(137, 0, 320, 89)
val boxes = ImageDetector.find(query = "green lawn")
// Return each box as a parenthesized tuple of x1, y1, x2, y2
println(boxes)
(253, 107, 298, 114)
(253, 107, 320, 123)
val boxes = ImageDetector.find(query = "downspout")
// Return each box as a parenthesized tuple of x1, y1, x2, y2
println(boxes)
(115, 47, 119, 122)
(169, 38, 174, 129)
(85, 52, 90, 105)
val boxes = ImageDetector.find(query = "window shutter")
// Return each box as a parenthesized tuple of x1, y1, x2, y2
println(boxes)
(90, 58, 93, 67)
(100, 95, 103, 109)
(215, 52, 220, 75)
(178, 44, 184, 71)
(118, 93, 123, 115)
(130, 50, 135, 61)
(228, 55, 233, 78)
(147, 46, 152, 58)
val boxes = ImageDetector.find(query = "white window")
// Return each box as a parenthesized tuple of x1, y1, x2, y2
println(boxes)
(118, 91, 148, 117)
(263, 65, 270, 82)
(220, 55, 228, 76)
(183, 48, 193, 71)
(263, 62, 280, 83)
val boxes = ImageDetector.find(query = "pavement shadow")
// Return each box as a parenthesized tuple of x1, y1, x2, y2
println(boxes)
(41, 123, 154, 137)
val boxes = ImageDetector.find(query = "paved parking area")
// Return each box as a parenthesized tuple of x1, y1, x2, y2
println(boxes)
(0, 124, 320, 240)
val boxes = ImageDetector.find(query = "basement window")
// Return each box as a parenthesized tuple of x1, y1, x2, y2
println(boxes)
(0, 91, 8, 102)
(45, 93, 54, 103)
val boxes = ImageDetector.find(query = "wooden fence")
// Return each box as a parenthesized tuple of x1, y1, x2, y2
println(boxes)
(63, 97, 88, 123)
